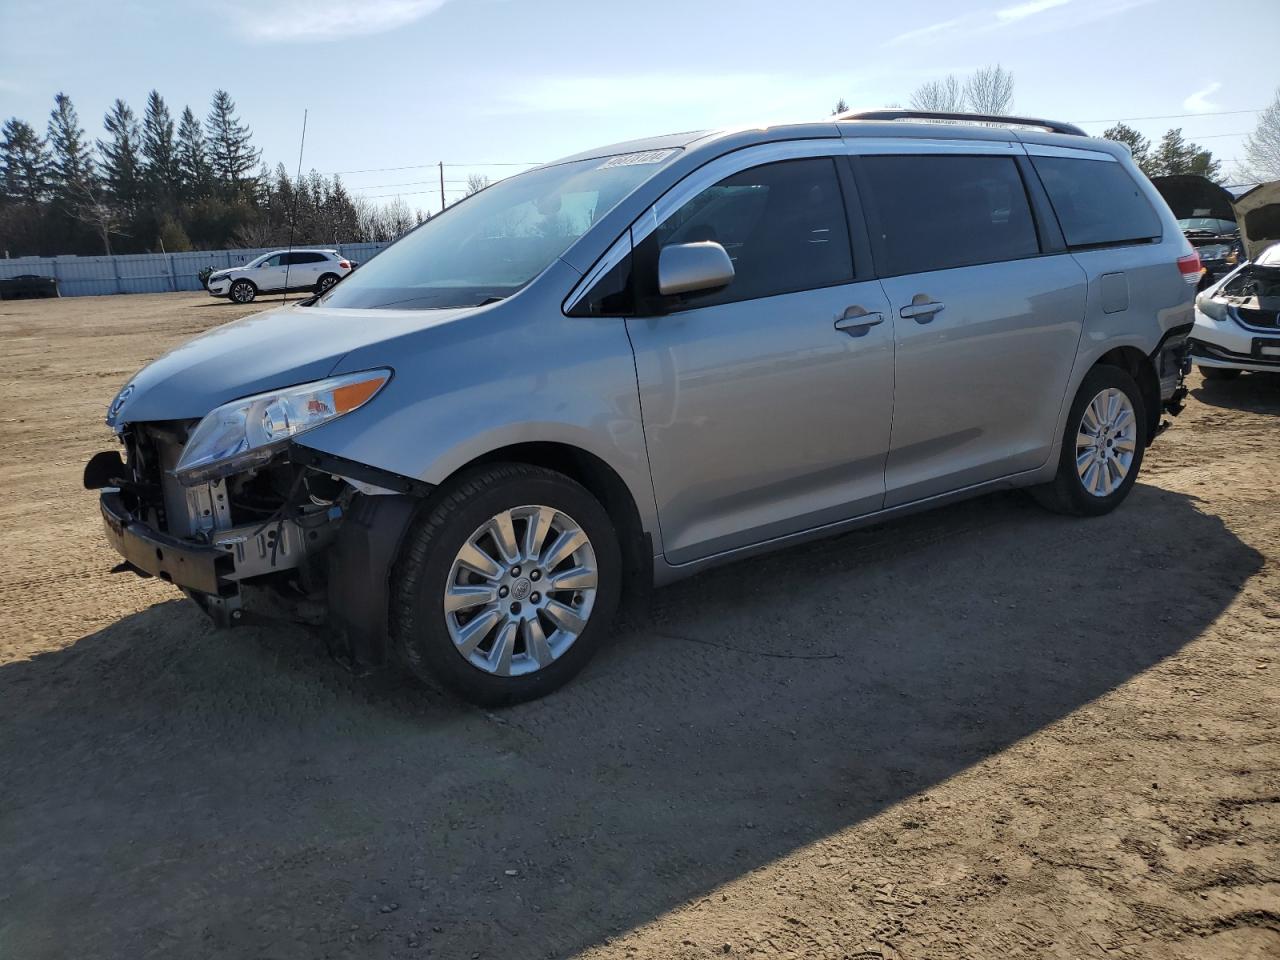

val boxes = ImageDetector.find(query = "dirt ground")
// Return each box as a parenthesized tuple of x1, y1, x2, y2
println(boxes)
(0, 291, 1277, 960)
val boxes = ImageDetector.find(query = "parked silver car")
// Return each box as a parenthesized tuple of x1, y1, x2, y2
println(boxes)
(87, 110, 1198, 705)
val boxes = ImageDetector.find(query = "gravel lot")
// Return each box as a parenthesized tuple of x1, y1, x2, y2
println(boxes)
(1, 291, 1277, 960)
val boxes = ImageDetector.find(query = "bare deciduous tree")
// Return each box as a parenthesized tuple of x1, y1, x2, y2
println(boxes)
(909, 75, 964, 112)
(1241, 86, 1280, 182)
(69, 180, 129, 255)
(465, 174, 492, 197)
(963, 64, 1015, 116)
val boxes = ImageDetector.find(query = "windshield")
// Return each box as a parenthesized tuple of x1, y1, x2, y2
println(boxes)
(319, 155, 670, 309)
(1177, 218, 1237, 235)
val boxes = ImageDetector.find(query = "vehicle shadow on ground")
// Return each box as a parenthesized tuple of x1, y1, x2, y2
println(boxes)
(0, 485, 1262, 959)
(1191, 372, 1280, 414)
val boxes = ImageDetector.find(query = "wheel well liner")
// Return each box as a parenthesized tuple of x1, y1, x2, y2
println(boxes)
(1094, 346, 1160, 441)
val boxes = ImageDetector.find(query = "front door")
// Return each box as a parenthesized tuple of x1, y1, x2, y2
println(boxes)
(625, 154, 896, 565)
(854, 152, 1087, 506)
(255, 253, 287, 291)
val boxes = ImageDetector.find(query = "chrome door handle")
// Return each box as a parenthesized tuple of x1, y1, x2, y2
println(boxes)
(834, 306, 884, 336)
(900, 300, 945, 322)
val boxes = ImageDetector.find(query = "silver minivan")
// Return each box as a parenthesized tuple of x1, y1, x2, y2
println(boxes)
(87, 110, 1199, 705)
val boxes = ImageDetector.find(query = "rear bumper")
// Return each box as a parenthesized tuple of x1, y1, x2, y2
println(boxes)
(100, 491, 236, 596)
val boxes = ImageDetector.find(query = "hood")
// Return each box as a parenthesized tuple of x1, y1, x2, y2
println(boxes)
(1151, 174, 1237, 223)
(110, 303, 477, 424)
(1233, 180, 1280, 261)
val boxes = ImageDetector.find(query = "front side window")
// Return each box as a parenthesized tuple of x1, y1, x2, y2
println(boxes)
(859, 154, 1040, 275)
(1031, 156, 1162, 249)
(319, 154, 672, 310)
(639, 156, 853, 309)
(261, 254, 284, 268)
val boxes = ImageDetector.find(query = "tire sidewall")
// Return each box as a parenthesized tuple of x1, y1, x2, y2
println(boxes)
(1059, 366, 1147, 516)
(316, 273, 338, 294)
(394, 468, 622, 706)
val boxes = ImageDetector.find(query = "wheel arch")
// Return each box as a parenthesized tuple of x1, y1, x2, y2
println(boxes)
(1093, 345, 1161, 441)
(441, 441, 653, 608)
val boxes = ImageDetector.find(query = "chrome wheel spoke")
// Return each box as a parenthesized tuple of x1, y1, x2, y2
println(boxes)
(456, 540, 502, 580)
(455, 606, 501, 657)
(549, 566, 597, 591)
(522, 507, 553, 562)
(489, 511, 521, 565)
(541, 528, 587, 572)
(1076, 388, 1137, 498)
(524, 617, 553, 667)
(444, 584, 497, 613)
(490, 620, 518, 676)
(543, 599, 586, 637)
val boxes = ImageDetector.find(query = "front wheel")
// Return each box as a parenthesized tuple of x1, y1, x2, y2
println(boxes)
(230, 279, 257, 304)
(1031, 365, 1147, 517)
(390, 463, 622, 706)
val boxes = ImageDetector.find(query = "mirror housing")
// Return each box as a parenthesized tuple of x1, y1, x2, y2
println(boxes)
(658, 242, 735, 297)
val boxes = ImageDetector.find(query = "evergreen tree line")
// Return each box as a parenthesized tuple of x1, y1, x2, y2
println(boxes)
(0, 90, 423, 258)
(1100, 124, 1224, 182)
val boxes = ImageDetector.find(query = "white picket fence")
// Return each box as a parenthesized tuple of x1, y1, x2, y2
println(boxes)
(0, 241, 391, 297)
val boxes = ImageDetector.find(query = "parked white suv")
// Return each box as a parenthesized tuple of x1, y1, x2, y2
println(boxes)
(207, 249, 353, 303)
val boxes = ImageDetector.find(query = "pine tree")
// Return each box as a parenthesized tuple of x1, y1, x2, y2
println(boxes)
(141, 90, 178, 206)
(46, 93, 95, 199)
(1, 119, 52, 203)
(205, 90, 260, 195)
(98, 99, 142, 212)
(175, 106, 210, 201)
(1102, 123, 1154, 177)
(1151, 128, 1222, 181)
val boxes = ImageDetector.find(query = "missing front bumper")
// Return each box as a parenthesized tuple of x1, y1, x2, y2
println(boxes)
(100, 491, 236, 596)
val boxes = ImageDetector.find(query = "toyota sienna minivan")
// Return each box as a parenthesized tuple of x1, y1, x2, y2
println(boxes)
(87, 109, 1198, 705)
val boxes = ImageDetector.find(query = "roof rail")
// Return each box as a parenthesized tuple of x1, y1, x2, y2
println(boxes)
(835, 109, 1087, 137)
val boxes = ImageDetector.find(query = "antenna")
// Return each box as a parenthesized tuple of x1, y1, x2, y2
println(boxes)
(282, 108, 308, 303)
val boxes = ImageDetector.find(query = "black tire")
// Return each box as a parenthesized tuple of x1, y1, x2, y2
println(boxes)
(315, 273, 339, 294)
(390, 463, 622, 707)
(1031, 364, 1147, 517)
(1200, 365, 1242, 381)
(230, 279, 257, 304)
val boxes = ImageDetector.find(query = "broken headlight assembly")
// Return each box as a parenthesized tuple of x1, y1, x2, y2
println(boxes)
(174, 369, 391, 486)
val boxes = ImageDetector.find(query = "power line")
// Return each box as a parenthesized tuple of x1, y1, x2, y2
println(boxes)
(1072, 108, 1262, 124)
(331, 160, 541, 175)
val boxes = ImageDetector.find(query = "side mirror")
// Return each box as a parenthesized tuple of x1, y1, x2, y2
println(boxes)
(658, 241, 735, 296)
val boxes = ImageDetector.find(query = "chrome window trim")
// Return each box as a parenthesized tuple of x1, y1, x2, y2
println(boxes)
(1021, 143, 1119, 162)
(842, 137, 1023, 157)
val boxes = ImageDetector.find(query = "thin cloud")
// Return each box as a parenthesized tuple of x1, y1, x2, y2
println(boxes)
(1183, 81, 1222, 113)
(232, 0, 451, 42)
(886, 15, 974, 46)
(997, 0, 1069, 21)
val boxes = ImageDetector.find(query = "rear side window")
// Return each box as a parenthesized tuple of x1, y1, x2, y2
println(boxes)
(284, 252, 326, 265)
(646, 157, 854, 307)
(859, 155, 1040, 275)
(1031, 156, 1161, 249)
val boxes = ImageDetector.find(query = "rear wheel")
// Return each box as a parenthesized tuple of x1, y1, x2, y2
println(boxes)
(1200, 365, 1242, 381)
(391, 463, 622, 706)
(230, 279, 257, 304)
(1031, 365, 1146, 517)
(315, 273, 339, 294)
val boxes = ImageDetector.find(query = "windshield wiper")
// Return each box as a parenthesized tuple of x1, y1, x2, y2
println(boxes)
(474, 296, 506, 307)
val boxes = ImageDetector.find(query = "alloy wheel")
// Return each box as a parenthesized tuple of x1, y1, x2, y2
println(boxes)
(1075, 387, 1137, 497)
(444, 505, 598, 677)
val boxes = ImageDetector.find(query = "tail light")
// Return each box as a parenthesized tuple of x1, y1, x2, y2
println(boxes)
(338, 260, 351, 269)
(1177, 252, 1201, 285)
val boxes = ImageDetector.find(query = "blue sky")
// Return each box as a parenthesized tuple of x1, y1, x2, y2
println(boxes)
(2, 0, 1277, 209)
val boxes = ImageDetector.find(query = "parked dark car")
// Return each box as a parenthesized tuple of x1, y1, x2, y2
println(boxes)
(1152, 175, 1243, 289)
(0, 274, 60, 300)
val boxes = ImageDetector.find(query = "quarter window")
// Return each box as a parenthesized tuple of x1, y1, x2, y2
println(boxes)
(859, 155, 1040, 275)
(644, 157, 854, 308)
(1030, 156, 1161, 249)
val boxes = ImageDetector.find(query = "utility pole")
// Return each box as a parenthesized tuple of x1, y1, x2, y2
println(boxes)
(439, 161, 445, 213)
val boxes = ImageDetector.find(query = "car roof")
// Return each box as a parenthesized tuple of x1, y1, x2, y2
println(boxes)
(544, 114, 1124, 169)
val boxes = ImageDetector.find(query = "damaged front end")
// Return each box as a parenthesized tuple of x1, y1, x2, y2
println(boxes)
(86, 369, 430, 670)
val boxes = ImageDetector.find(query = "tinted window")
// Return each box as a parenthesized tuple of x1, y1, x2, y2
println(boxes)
(290, 252, 326, 264)
(642, 157, 853, 308)
(860, 155, 1040, 275)
(1031, 156, 1162, 248)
